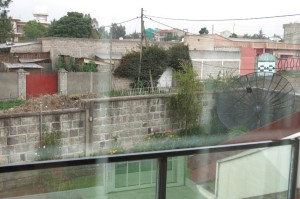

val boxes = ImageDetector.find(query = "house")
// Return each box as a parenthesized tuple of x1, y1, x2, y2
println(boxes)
(184, 34, 300, 78)
(10, 11, 50, 42)
(283, 22, 300, 44)
(0, 49, 50, 73)
(0, 62, 43, 73)
(154, 29, 185, 41)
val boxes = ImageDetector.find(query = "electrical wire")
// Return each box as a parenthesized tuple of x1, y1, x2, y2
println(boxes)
(102, 16, 140, 28)
(196, 60, 300, 71)
(145, 13, 300, 22)
(144, 16, 189, 33)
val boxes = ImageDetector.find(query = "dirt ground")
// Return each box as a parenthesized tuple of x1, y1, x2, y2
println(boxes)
(1, 93, 98, 114)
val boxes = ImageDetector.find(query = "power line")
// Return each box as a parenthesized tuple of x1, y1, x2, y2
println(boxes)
(145, 13, 300, 22)
(145, 16, 196, 35)
(103, 16, 140, 28)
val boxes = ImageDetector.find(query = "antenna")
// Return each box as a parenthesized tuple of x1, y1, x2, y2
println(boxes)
(217, 72, 295, 130)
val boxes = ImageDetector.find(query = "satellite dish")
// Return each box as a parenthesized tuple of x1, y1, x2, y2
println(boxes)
(216, 72, 295, 130)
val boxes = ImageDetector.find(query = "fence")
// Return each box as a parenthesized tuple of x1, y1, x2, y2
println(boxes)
(0, 139, 298, 199)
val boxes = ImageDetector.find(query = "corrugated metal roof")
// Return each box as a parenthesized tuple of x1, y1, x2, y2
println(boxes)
(96, 53, 123, 60)
(19, 58, 49, 63)
(3, 62, 43, 69)
(0, 42, 39, 49)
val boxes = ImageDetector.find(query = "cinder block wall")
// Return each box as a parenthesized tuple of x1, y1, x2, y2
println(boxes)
(0, 95, 178, 164)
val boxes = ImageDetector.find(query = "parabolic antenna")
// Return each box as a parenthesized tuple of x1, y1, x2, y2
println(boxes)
(217, 72, 295, 130)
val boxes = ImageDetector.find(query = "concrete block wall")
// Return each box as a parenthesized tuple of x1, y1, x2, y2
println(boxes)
(192, 60, 240, 79)
(10, 42, 43, 53)
(0, 109, 85, 164)
(0, 95, 177, 164)
(38, 38, 177, 70)
(87, 95, 174, 152)
(0, 73, 18, 100)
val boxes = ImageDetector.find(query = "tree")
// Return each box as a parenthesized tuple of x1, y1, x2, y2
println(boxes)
(199, 27, 209, 35)
(125, 31, 140, 39)
(258, 28, 265, 39)
(242, 29, 267, 39)
(114, 45, 168, 87)
(110, 23, 126, 39)
(22, 20, 47, 40)
(80, 61, 98, 72)
(167, 44, 191, 70)
(98, 26, 109, 39)
(229, 33, 238, 38)
(0, 0, 13, 43)
(168, 61, 202, 136)
(47, 12, 93, 38)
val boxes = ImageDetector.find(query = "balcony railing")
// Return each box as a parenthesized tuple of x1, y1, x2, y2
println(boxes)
(0, 139, 298, 199)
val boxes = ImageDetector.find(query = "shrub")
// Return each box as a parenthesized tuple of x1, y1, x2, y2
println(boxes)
(35, 130, 62, 161)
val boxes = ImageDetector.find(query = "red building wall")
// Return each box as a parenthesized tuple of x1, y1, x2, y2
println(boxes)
(240, 47, 256, 75)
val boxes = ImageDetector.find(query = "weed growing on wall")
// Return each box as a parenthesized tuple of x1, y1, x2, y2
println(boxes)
(168, 60, 202, 136)
(35, 130, 62, 161)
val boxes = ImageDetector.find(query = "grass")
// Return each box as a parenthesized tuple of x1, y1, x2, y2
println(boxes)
(0, 99, 25, 110)
(103, 87, 169, 97)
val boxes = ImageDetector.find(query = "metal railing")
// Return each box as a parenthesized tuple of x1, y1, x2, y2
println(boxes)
(0, 139, 298, 199)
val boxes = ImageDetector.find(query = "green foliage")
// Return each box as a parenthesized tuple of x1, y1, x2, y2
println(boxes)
(47, 12, 93, 38)
(110, 23, 126, 39)
(80, 61, 98, 72)
(108, 135, 126, 155)
(129, 131, 227, 153)
(202, 72, 239, 91)
(0, 10, 13, 43)
(105, 130, 227, 154)
(168, 61, 202, 136)
(65, 56, 76, 71)
(98, 26, 109, 39)
(114, 51, 139, 78)
(243, 28, 267, 39)
(228, 126, 248, 139)
(55, 56, 66, 70)
(0, 99, 25, 110)
(55, 56, 98, 72)
(0, 0, 12, 9)
(22, 20, 47, 40)
(229, 33, 238, 38)
(114, 45, 168, 86)
(125, 31, 140, 39)
(199, 27, 209, 35)
(35, 130, 62, 161)
(168, 44, 191, 70)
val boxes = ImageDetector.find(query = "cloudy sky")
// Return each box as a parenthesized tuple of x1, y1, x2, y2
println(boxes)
(7, 0, 300, 37)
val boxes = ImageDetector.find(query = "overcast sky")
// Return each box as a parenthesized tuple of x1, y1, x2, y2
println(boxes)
(7, 0, 300, 37)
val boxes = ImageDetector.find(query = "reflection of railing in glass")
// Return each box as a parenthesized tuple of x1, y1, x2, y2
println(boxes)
(0, 139, 298, 199)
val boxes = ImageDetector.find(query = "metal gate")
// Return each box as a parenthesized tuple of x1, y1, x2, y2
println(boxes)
(26, 73, 58, 98)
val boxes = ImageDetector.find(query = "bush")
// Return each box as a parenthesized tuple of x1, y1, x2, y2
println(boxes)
(35, 130, 62, 161)
(228, 126, 248, 139)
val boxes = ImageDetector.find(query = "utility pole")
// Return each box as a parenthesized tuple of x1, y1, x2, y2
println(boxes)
(138, 8, 144, 84)
(109, 30, 113, 91)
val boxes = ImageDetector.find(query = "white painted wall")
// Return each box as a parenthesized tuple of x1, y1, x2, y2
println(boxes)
(157, 67, 173, 88)
(216, 145, 292, 199)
